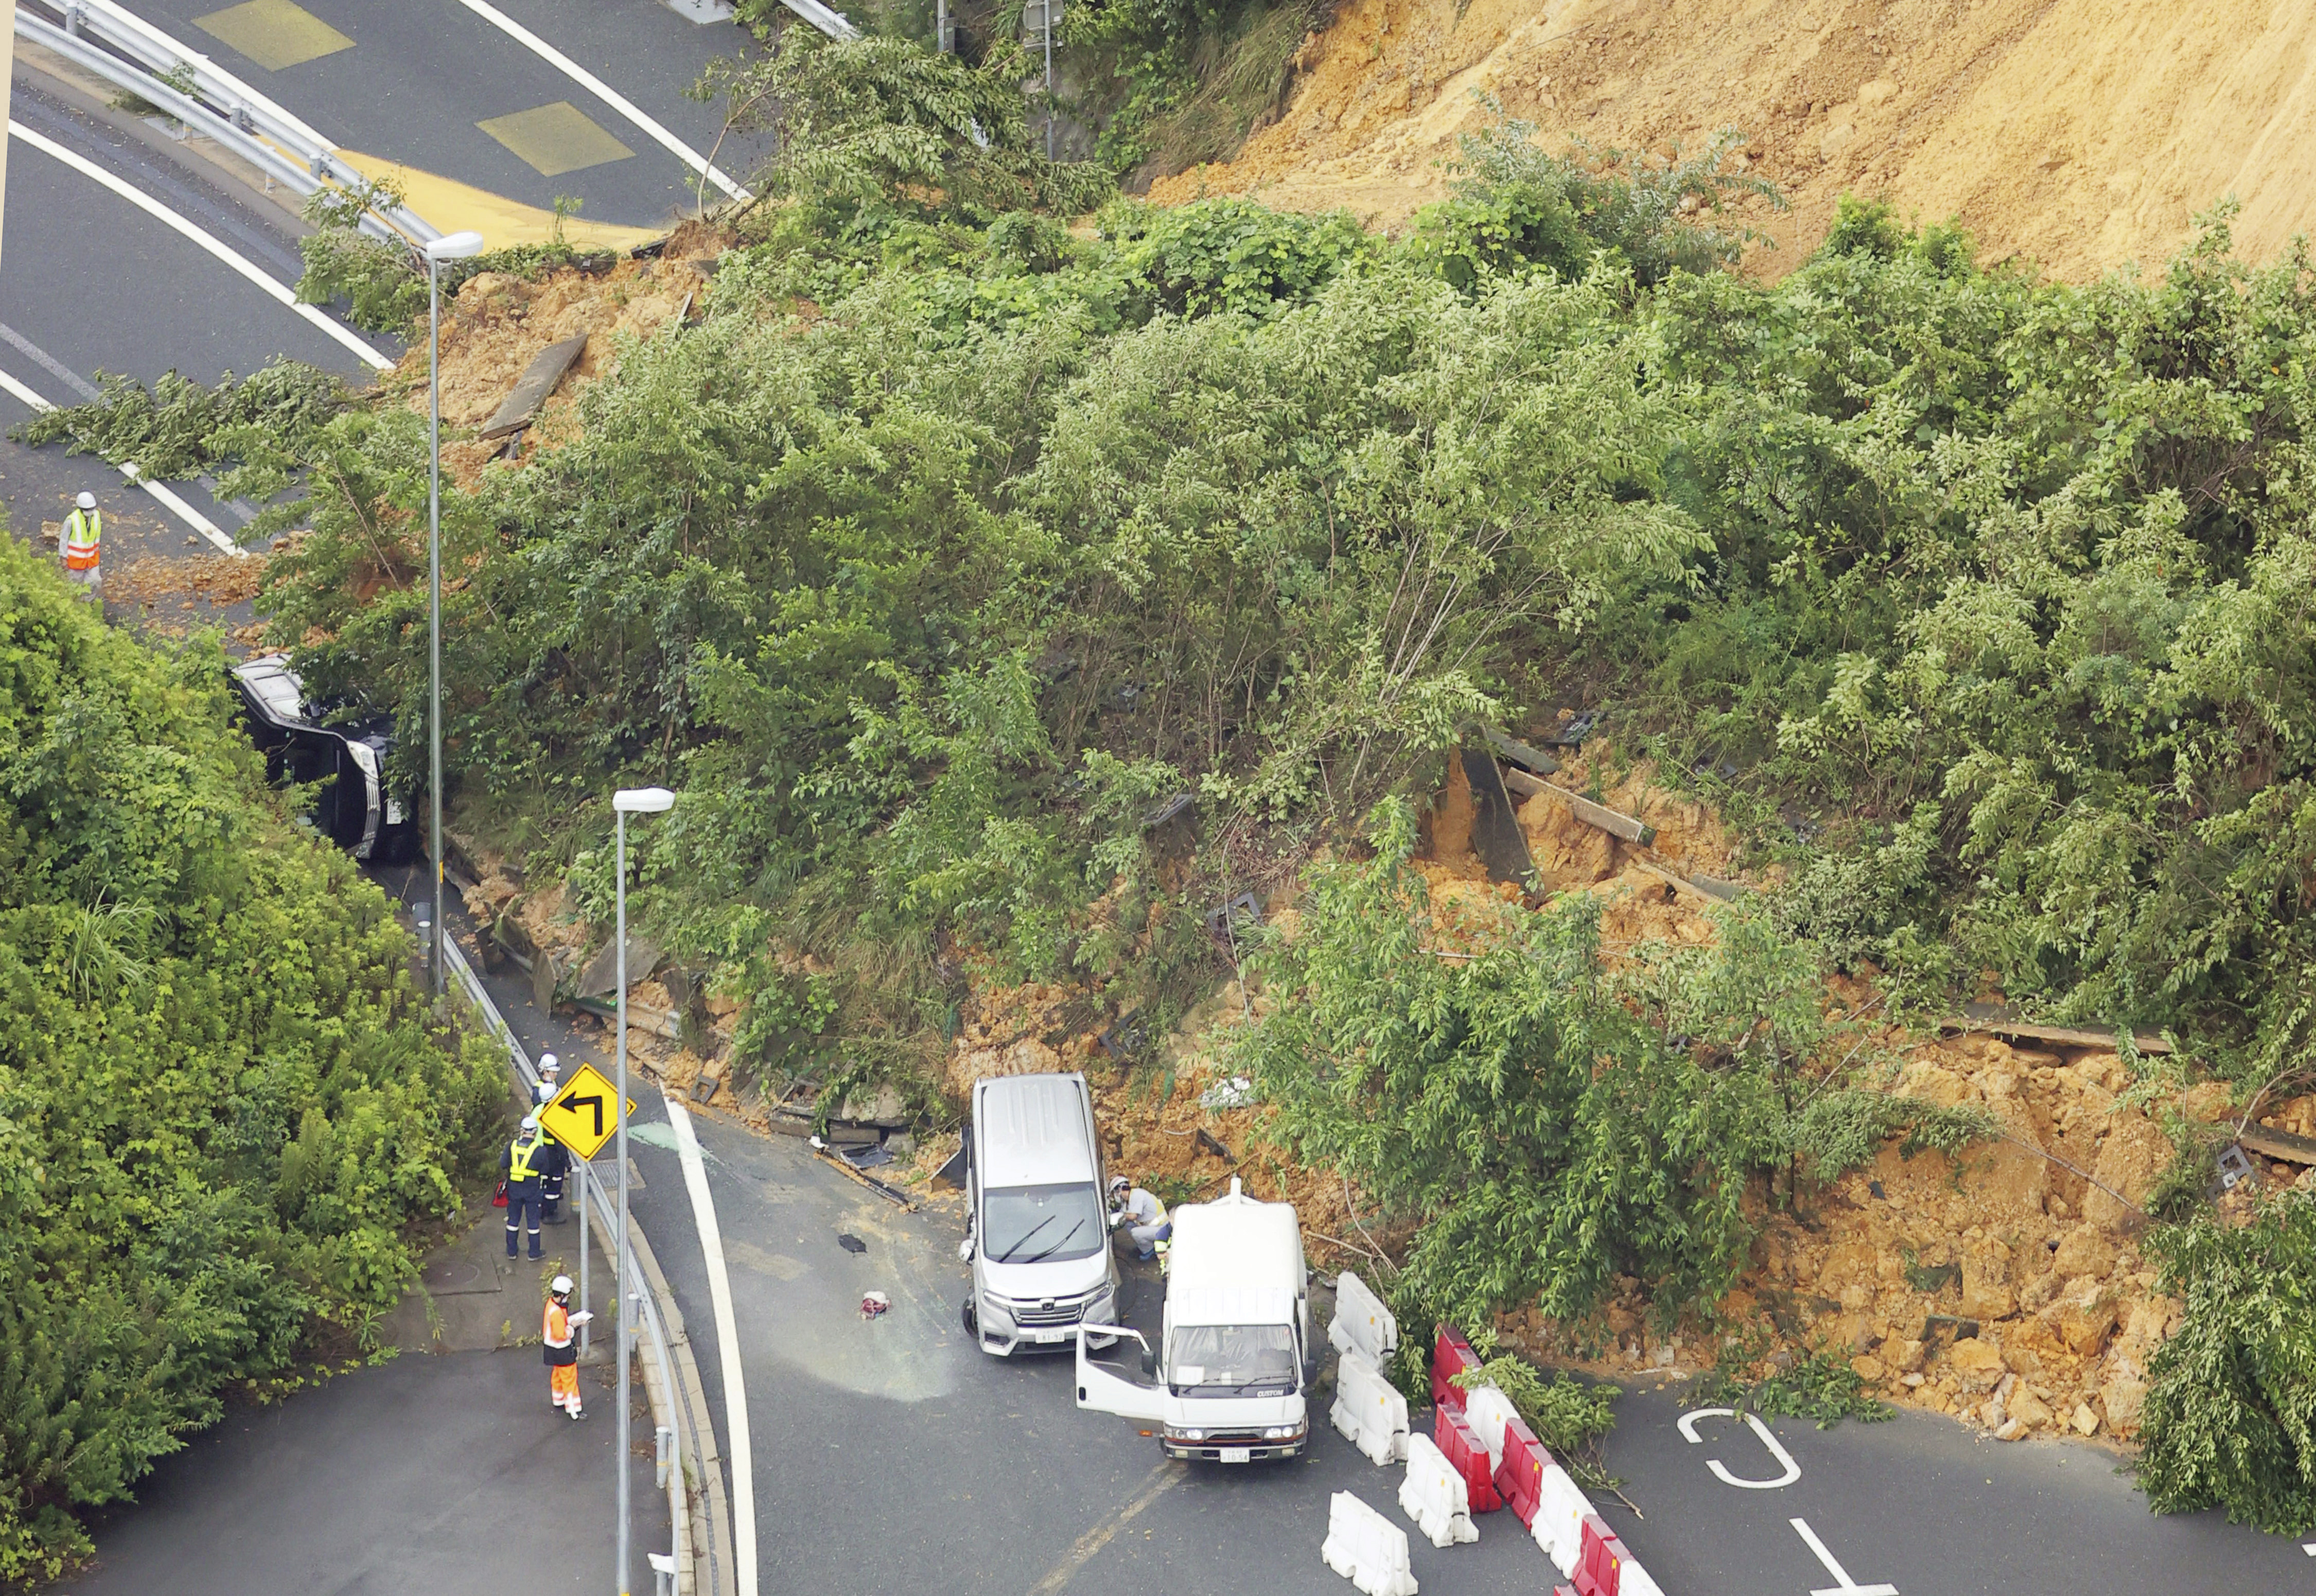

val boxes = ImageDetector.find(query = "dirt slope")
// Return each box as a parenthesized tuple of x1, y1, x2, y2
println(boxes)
(1150, 0, 2316, 279)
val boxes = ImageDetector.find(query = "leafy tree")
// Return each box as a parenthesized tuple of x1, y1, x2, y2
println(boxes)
(0, 536, 496, 1579)
(1233, 801, 1786, 1331)
(2137, 1201, 2316, 1532)
(694, 31, 1112, 224)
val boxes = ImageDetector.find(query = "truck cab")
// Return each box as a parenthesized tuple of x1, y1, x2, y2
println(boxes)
(1074, 1178, 1312, 1462)
(961, 1073, 1121, 1355)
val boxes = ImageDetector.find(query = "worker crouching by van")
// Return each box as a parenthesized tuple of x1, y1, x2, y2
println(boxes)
(1109, 1176, 1171, 1261)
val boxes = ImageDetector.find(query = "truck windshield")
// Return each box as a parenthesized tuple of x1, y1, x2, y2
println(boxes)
(982, 1182, 1104, 1263)
(1169, 1325, 1297, 1395)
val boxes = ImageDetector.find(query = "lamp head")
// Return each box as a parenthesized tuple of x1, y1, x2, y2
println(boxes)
(613, 786, 676, 814)
(423, 230, 487, 263)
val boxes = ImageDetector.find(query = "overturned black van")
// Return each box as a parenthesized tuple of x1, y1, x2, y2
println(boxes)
(230, 653, 420, 864)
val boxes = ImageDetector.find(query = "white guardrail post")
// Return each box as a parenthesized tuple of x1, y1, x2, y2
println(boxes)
(443, 930, 708, 1593)
(15, 0, 437, 242)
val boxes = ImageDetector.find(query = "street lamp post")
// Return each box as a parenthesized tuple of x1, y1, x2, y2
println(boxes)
(611, 785, 674, 1596)
(420, 229, 486, 995)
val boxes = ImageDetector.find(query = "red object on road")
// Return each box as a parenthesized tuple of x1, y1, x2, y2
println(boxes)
(1492, 1411, 1550, 1528)
(1431, 1324, 1483, 1412)
(492, 1180, 509, 1208)
(1433, 1405, 1502, 1512)
(1574, 1513, 1624, 1596)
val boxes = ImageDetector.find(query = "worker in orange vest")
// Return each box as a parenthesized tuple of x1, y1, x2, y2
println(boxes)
(544, 1274, 592, 1420)
(60, 491, 100, 597)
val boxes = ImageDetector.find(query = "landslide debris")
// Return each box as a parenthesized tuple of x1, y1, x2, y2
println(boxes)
(1148, 0, 2316, 279)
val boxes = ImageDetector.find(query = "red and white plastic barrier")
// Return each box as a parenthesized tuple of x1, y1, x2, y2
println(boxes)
(1330, 1270, 1400, 1368)
(1332, 1349, 1412, 1466)
(1429, 1323, 1673, 1596)
(1398, 1432, 1479, 1548)
(1432, 1404, 1502, 1512)
(1431, 1324, 1484, 1412)
(1321, 1490, 1420, 1596)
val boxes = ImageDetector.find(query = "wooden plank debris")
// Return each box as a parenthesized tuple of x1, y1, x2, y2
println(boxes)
(479, 335, 587, 439)
(1483, 728, 1560, 776)
(2233, 1125, 2316, 1165)
(1502, 770, 1657, 847)
(1937, 1007, 2172, 1056)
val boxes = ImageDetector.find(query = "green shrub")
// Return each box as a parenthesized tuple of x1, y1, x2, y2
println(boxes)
(2137, 1202, 2316, 1531)
(0, 535, 495, 1576)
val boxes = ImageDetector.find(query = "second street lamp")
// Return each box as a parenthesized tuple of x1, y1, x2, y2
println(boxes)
(420, 228, 485, 995)
(610, 785, 674, 1596)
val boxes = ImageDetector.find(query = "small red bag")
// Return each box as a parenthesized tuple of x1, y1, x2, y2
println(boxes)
(492, 1180, 509, 1208)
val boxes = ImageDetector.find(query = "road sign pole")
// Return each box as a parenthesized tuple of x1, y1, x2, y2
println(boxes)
(616, 807, 631, 1596)
(577, 1154, 589, 1358)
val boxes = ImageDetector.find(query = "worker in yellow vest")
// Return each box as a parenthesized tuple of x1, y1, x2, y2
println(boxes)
(543, 1274, 591, 1420)
(501, 1115, 548, 1261)
(60, 492, 100, 597)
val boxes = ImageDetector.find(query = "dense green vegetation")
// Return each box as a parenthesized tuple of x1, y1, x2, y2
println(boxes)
(28, 42, 2316, 1523)
(0, 538, 497, 1579)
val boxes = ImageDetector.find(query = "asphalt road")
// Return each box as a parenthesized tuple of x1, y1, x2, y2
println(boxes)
(122, 0, 765, 226)
(64, 1351, 662, 1595)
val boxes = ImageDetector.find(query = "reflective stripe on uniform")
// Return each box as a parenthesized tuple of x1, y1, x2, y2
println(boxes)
(62, 508, 100, 570)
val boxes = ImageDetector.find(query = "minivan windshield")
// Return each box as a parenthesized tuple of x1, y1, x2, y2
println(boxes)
(1168, 1324, 1298, 1395)
(982, 1182, 1104, 1264)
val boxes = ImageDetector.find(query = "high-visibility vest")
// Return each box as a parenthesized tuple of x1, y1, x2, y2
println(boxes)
(507, 1132, 545, 1182)
(62, 507, 100, 570)
(543, 1300, 577, 1366)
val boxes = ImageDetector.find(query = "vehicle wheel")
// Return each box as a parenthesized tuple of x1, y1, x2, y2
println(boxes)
(961, 1297, 977, 1335)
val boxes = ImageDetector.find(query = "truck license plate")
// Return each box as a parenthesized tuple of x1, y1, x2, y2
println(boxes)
(1220, 1446, 1252, 1463)
(1034, 1328, 1069, 1344)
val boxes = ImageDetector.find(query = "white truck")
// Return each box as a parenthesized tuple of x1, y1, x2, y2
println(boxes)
(1073, 1178, 1312, 1462)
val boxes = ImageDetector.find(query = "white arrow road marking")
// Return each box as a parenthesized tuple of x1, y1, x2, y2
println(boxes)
(8, 121, 393, 373)
(0, 363, 244, 555)
(447, 0, 753, 202)
(1791, 1517, 1899, 1596)
(1679, 1406, 1803, 1488)
(666, 1099, 757, 1596)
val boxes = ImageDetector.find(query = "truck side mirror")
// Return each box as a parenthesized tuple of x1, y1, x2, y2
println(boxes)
(1141, 1349, 1157, 1378)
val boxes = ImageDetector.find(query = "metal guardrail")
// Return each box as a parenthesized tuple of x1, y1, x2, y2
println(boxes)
(16, 0, 437, 243)
(443, 929, 710, 1595)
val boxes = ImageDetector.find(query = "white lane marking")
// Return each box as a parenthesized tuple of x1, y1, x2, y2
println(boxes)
(0, 322, 101, 400)
(0, 364, 244, 555)
(8, 121, 393, 373)
(1679, 1406, 1802, 1489)
(445, 0, 753, 202)
(1790, 1517, 1899, 1596)
(666, 1098, 757, 1596)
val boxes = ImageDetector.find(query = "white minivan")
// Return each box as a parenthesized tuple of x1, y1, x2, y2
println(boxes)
(960, 1073, 1121, 1355)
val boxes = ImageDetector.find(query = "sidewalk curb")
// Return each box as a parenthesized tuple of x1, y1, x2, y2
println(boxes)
(445, 927, 735, 1596)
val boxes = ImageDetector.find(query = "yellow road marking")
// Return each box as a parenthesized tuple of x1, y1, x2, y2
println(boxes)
(476, 101, 635, 178)
(195, 0, 354, 71)
(1026, 1461, 1186, 1594)
(334, 150, 665, 253)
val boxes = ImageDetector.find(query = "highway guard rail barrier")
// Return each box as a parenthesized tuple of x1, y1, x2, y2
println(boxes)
(16, 0, 438, 243)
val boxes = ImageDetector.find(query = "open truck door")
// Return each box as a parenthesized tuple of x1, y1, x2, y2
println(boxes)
(1076, 1325, 1168, 1423)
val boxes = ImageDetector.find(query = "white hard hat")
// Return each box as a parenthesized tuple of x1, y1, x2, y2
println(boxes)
(1109, 1175, 1130, 1195)
(76, 491, 95, 509)
(520, 1113, 539, 1132)
(540, 1053, 559, 1074)
(551, 1274, 573, 1295)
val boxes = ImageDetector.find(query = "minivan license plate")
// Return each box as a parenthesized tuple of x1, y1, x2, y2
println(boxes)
(1220, 1446, 1252, 1463)
(1034, 1328, 1069, 1343)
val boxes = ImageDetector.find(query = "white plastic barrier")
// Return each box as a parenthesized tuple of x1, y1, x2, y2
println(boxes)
(1329, 1269, 1399, 1367)
(1530, 1462, 1593, 1575)
(1397, 1432, 1479, 1549)
(1331, 1349, 1412, 1466)
(1321, 1491, 1420, 1596)
(1619, 1562, 1668, 1596)
(1461, 1382, 1518, 1469)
